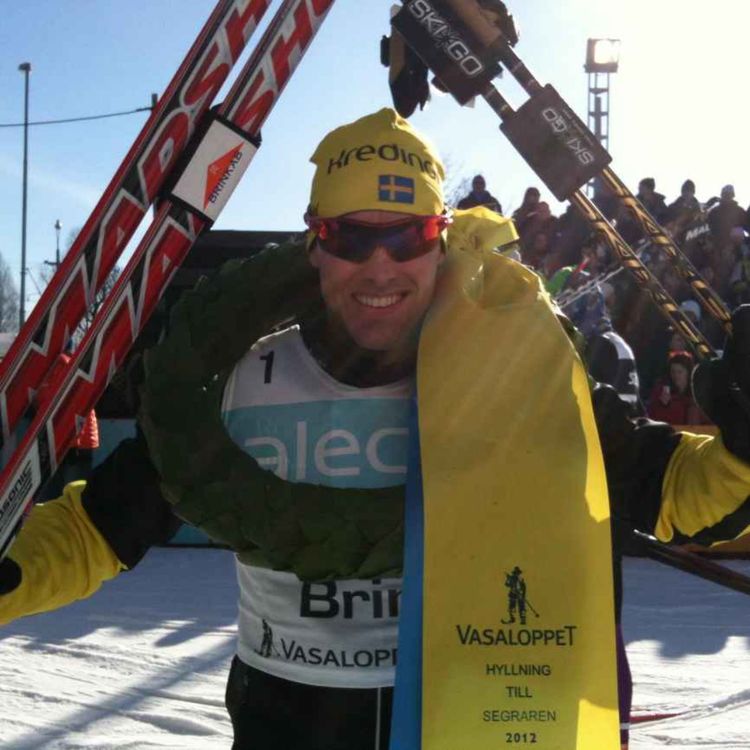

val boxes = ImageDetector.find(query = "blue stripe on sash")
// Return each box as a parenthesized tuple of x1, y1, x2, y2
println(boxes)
(390, 396, 423, 749)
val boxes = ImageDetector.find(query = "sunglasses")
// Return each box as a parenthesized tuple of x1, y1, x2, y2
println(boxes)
(306, 214, 451, 263)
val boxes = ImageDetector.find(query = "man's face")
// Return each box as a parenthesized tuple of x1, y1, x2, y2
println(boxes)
(309, 210, 444, 354)
(473, 177, 486, 192)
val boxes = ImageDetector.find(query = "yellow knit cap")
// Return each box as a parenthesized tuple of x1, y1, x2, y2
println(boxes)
(308, 108, 445, 218)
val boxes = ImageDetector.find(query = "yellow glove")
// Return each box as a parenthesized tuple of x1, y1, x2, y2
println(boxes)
(0, 484, 123, 627)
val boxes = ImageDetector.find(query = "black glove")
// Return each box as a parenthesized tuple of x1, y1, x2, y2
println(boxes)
(0, 557, 21, 595)
(693, 305, 750, 462)
(592, 383, 681, 548)
(82, 431, 181, 569)
(383, 32, 430, 118)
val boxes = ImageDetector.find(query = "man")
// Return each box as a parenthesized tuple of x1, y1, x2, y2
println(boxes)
(457, 173, 502, 213)
(665, 179, 701, 228)
(511, 185, 540, 224)
(617, 177, 667, 245)
(637, 177, 668, 222)
(3, 109, 750, 750)
(709, 184, 748, 252)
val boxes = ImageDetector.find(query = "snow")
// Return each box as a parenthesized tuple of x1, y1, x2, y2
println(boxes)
(623, 558, 750, 749)
(0, 549, 237, 749)
(1, 551, 749, 748)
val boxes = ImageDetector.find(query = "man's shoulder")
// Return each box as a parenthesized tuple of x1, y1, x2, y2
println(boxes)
(249, 325, 302, 356)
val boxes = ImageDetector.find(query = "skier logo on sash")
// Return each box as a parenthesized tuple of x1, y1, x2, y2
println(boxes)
(255, 619, 281, 658)
(501, 566, 539, 624)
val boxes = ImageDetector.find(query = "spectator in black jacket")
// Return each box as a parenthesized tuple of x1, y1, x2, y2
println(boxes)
(665, 179, 700, 225)
(617, 177, 668, 245)
(638, 177, 668, 222)
(511, 186, 540, 227)
(456, 174, 502, 214)
(708, 184, 748, 252)
(518, 202, 557, 267)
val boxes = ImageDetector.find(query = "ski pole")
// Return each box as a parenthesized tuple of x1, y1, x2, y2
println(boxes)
(464, 4, 750, 596)
(483, 81, 715, 360)
(392, 0, 716, 362)
(601, 170, 730, 328)
(488, 26, 732, 333)
(630, 530, 750, 597)
(392, 0, 750, 597)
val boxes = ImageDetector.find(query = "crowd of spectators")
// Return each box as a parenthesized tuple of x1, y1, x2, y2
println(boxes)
(459, 176, 750, 426)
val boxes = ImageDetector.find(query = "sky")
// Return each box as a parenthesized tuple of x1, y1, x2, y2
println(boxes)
(0, 0, 748, 315)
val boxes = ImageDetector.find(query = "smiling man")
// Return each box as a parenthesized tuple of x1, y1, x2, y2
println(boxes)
(309, 209, 443, 356)
(7, 108, 750, 750)
(214, 108, 450, 748)
(299, 111, 449, 386)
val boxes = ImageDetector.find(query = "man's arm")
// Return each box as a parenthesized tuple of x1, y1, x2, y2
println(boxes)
(594, 321, 750, 549)
(555, 295, 750, 546)
(594, 384, 681, 538)
(0, 437, 178, 626)
(0, 483, 124, 625)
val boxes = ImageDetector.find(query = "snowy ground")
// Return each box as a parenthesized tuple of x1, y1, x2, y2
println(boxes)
(1, 551, 749, 749)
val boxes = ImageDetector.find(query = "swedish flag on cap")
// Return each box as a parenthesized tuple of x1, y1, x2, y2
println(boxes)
(308, 108, 445, 218)
(379, 174, 415, 204)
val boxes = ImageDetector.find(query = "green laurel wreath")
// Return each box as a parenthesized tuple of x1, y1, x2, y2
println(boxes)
(138, 242, 405, 581)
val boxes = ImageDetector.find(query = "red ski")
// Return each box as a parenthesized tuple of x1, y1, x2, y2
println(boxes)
(630, 712, 684, 724)
(0, 0, 275, 449)
(0, 0, 335, 558)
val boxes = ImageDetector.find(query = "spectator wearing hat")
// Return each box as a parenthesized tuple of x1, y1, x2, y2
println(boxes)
(518, 202, 557, 268)
(617, 178, 667, 245)
(647, 350, 708, 426)
(457, 174, 502, 214)
(708, 185, 748, 252)
(638, 178, 668, 226)
(665, 179, 701, 227)
(511, 187, 541, 229)
(550, 204, 592, 268)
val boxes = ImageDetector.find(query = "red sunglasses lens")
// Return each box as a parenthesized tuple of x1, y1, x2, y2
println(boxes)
(314, 217, 444, 263)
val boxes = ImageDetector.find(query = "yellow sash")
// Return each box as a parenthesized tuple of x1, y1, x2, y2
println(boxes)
(417, 210, 620, 748)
